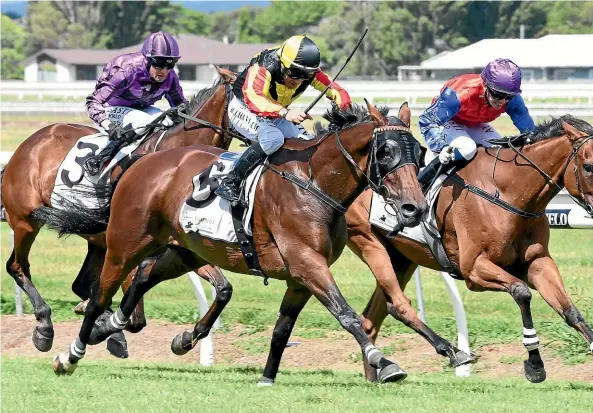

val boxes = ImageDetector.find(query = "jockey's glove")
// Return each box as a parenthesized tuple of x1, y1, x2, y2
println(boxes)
(438, 146, 455, 164)
(106, 123, 125, 141)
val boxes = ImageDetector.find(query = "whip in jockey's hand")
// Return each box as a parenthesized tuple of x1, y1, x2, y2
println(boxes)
(215, 34, 352, 205)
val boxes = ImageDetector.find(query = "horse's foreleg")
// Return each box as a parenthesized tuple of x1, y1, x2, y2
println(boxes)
(258, 281, 312, 386)
(120, 265, 147, 333)
(527, 256, 593, 353)
(351, 238, 475, 371)
(53, 233, 158, 375)
(7, 222, 54, 352)
(282, 247, 407, 384)
(468, 255, 546, 383)
(171, 264, 232, 355)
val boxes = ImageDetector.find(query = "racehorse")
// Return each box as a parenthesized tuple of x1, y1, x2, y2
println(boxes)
(49, 101, 428, 383)
(1, 67, 237, 354)
(346, 115, 593, 383)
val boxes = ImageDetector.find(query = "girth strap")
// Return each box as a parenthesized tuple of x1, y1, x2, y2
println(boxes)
(230, 203, 268, 285)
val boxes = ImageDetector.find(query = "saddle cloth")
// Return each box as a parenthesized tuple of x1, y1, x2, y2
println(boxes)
(369, 172, 459, 276)
(179, 152, 265, 243)
(50, 131, 161, 210)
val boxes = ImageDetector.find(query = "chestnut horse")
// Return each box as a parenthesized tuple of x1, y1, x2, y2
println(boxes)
(50, 102, 428, 383)
(1, 67, 236, 353)
(347, 115, 593, 383)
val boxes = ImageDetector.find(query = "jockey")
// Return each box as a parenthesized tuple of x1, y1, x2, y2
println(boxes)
(84, 31, 187, 175)
(417, 58, 536, 190)
(215, 34, 352, 204)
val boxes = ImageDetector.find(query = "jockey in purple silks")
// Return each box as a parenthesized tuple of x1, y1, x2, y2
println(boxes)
(84, 31, 187, 175)
(417, 58, 536, 190)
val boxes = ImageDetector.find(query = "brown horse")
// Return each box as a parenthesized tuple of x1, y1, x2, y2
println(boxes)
(49, 102, 428, 382)
(346, 115, 593, 383)
(1, 67, 236, 353)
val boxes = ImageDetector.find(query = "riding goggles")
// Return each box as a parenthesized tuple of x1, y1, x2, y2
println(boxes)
(285, 66, 318, 80)
(487, 87, 514, 101)
(148, 57, 178, 70)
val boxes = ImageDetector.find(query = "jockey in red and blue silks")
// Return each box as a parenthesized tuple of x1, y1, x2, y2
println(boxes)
(417, 58, 536, 190)
(84, 31, 187, 176)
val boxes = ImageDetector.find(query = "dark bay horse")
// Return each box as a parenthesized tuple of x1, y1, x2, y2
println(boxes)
(346, 116, 593, 383)
(1, 67, 236, 353)
(50, 102, 428, 383)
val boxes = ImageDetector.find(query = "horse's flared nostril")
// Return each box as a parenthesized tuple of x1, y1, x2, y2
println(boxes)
(401, 203, 420, 218)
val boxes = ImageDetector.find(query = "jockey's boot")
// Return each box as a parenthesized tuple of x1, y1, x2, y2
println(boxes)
(84, 128, 136, 176)
(215, 142, 267, 206)
(417, 157, 443, 193)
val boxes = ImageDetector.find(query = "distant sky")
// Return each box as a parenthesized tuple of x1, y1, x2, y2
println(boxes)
(1, 1, 271, 17)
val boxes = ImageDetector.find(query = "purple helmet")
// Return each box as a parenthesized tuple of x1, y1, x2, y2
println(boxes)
(481, 58, 522, 96)
(141, 31, 180, 60)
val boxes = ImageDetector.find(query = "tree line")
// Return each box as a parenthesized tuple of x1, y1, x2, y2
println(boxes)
(2, 1, 592, 80)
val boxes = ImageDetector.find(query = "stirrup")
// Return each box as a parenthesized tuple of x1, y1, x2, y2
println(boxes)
(84, 156, 103, 176)
(215, 181, 242, 205)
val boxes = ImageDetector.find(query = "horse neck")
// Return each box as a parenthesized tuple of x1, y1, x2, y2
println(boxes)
(309, 123, 374, 208)
(494, 136, 572, 213)
(157, 85, 229, 152)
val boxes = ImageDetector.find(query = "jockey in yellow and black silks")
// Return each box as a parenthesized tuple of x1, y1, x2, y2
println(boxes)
(215, 35, 352, 204)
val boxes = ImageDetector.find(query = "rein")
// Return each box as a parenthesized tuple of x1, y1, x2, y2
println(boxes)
(495, 134, 593, 217)
(267, 124, 412, 214)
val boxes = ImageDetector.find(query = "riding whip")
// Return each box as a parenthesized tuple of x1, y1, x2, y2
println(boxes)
(304, 28, 369, 115)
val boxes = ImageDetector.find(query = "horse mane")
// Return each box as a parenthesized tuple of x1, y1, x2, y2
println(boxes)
(174, 77, 224, 125)
(313, 103, 390, 137)
(529, 115, 593, 143)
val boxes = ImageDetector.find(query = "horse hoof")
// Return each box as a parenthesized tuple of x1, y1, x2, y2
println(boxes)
(377, 362, 407, 383)
(524, 360, 546, 383)
(451, 349, 476, 368)
(106, 333, 129, 359)
(171, 331, 192, 356)
(257, 377, 274, 387)
(73, 300, 88, 315)
(32, 327, 54, 352)
(53, 353, 77, 375)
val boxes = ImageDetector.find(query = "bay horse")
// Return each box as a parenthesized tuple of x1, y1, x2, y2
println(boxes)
(1, 67, 237, 354)
(50, 101, 428, 383)
(347, 115, 593, 383)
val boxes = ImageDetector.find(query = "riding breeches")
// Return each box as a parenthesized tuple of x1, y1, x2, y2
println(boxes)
(423, 120, 502, 164)
(97, 105, 163, 135)
(228, 96, 313, 155)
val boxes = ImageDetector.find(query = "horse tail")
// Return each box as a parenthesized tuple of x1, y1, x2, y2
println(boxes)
(31, 201, 110, 236)
(30, 153, 145, 236)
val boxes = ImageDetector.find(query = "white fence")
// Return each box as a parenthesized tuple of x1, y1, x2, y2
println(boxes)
(2, 80, 593, 117)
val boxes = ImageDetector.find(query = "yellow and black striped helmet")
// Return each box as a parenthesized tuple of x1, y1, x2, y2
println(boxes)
(277, 35, 320, 78)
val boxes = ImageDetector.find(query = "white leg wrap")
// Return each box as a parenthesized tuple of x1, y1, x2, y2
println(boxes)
(364, 343, 382, 365)
(69, 338, 86, 361)
(109, 308, 129, 330)
(589, 342, 593, 353)
(523, 328, 540, 351)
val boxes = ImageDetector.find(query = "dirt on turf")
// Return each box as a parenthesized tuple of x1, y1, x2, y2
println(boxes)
(2, 315, 592, 382)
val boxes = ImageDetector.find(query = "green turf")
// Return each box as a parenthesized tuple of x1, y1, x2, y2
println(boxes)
(2, 357, 592, 413)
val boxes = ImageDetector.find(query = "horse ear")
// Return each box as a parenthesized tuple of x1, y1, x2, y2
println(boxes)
(364, 98, 386, 127)
(215, 65, 237, 84)
(562, 121, 586, 141)
(398, 101, 411, 127)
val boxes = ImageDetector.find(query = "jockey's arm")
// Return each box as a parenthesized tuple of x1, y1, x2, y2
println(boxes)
(419, 87, 461, 153)
(165, 72, 188, 107)
(243, 64, 286, 118)
(505, 95, 536, 133)
(310, 71, 352, 109)
(85, 67, 130, 127)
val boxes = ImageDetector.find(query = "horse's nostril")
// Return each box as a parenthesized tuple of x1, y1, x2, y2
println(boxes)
(401, 203, 419, 217)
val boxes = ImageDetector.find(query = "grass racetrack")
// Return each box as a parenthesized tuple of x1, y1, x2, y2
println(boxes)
(1, 113, 592, 412)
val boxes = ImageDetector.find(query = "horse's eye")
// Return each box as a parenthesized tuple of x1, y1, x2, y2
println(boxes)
(584, 163, 593, 174)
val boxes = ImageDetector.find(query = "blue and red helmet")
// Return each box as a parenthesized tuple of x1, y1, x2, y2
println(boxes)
(481, 58, 522, 96)
(142, 31, 180, 63)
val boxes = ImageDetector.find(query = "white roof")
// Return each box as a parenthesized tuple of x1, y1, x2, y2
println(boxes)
(418, 35, 593, 70)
